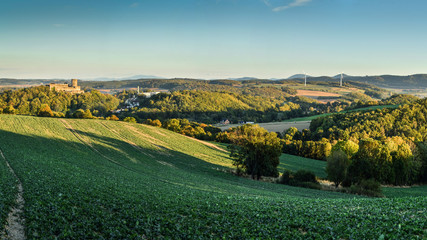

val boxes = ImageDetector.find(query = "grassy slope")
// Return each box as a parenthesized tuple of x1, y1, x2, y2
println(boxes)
(383, 185, 427, 198)
(279, 154, 327, 179)
(283, 105, 398, 123)
(0, 115, 425, 239)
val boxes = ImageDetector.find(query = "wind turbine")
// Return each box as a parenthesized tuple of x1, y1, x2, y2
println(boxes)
(304, 71, 307, 86)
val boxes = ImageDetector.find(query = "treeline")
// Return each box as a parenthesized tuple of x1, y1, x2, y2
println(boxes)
(282, 98, 427, 185)
(0, 86, 119, 117)
(117, 90, 352, 124)
(81, 78, 388, 98)
(144, 118, 221, 141)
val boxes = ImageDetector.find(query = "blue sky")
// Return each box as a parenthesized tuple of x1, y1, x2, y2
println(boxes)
(1, 0, 427, 79)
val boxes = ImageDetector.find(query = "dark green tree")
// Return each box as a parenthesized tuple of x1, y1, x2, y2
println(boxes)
(228, 124, 283, 180)
(326, 149, 350, 187)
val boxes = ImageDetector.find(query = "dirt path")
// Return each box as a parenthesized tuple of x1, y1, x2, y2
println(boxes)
(0, 149, 26, 240)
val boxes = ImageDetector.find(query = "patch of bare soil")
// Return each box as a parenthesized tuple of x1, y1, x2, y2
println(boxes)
(0, 149, 26, 240)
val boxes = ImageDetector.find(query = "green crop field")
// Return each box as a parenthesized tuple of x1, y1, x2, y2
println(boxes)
(279, 154, 327, 179)
(383, 185, 427, 198)
(283, 113, 332, 122)
(0, 115, 425, 239)
(282, 105, 398, 123)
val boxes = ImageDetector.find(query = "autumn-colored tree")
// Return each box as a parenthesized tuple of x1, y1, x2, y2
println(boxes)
(332, 140, 359, 158)
(3, 105, 16, 114)
(123, 117, 137, 123)
(38, 104, 54, 117)
(109, 115, 119, 121)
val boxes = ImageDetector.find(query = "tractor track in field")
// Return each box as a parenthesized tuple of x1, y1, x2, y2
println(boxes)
(59, 119, 142, 173)
(99, 122, 177, 167)
(98, 122, 155, 159)
(0, 149, 26, 240)
(59, 119, 178, 183)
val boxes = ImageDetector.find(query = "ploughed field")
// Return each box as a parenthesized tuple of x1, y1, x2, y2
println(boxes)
(0, 115, 425, 239)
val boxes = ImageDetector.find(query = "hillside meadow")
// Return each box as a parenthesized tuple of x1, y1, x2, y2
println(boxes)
(0, 115, 425, 239)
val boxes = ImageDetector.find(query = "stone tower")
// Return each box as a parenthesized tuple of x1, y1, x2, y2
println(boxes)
(71, 79, 78, 87)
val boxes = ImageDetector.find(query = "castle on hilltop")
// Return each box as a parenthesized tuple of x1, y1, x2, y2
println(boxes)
(48, 79, 84, 94)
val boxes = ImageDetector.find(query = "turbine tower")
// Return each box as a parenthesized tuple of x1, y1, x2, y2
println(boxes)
(304, 71, 307, 86)
(340, 72, 343, 87)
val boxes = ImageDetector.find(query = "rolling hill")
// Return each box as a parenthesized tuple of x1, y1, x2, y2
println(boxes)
(0, 115, 425, 238)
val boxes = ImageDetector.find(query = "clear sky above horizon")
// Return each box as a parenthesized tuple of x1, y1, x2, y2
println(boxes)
(1, 0, 427, 79)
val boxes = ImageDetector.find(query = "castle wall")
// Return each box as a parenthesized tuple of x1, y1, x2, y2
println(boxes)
(48, 80, 84, 94)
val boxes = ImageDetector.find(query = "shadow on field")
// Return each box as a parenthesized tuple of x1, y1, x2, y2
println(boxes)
(0, 123, 349, 198)
(0, 128, 235, 186)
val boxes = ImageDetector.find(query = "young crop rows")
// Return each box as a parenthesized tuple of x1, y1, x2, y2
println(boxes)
(0, 115, 425, 239)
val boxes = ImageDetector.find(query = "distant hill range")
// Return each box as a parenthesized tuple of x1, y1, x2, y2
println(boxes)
(1, 74, 427, 89)
(83, 75, 164, 81)
(287, 74, 311, 79)
(300, 74, 427, 89)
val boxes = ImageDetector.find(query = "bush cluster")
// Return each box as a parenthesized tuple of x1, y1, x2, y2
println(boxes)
(279, 170, 321, 190)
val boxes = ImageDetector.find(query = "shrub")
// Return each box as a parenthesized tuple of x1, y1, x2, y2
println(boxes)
(123, 117, 137, 123)
(349, 179, 383, 197)
(83, 109, 93, 119)
(280, 170, 292, 184)
(73, 109, 85, 118)
(145, 119, 162, 127)
(109, 115, 119, 121)
(293, 170, 317, 183)
(53, 112, 65, 118)
(279, 169, 321, 190)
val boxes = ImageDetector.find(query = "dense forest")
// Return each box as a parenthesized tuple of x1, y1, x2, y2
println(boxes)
(282, 97, 427, 185)
(79, 78, 389, 97)
(116, 89, 353, 124)
(0, 86, 119, 117)
(0, 83, 376, 123)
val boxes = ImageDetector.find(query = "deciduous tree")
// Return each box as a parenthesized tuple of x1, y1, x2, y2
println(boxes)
(228, 124, 283, 180)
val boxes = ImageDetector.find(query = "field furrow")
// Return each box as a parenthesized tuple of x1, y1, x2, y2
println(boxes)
(0, 115, 425, 239)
